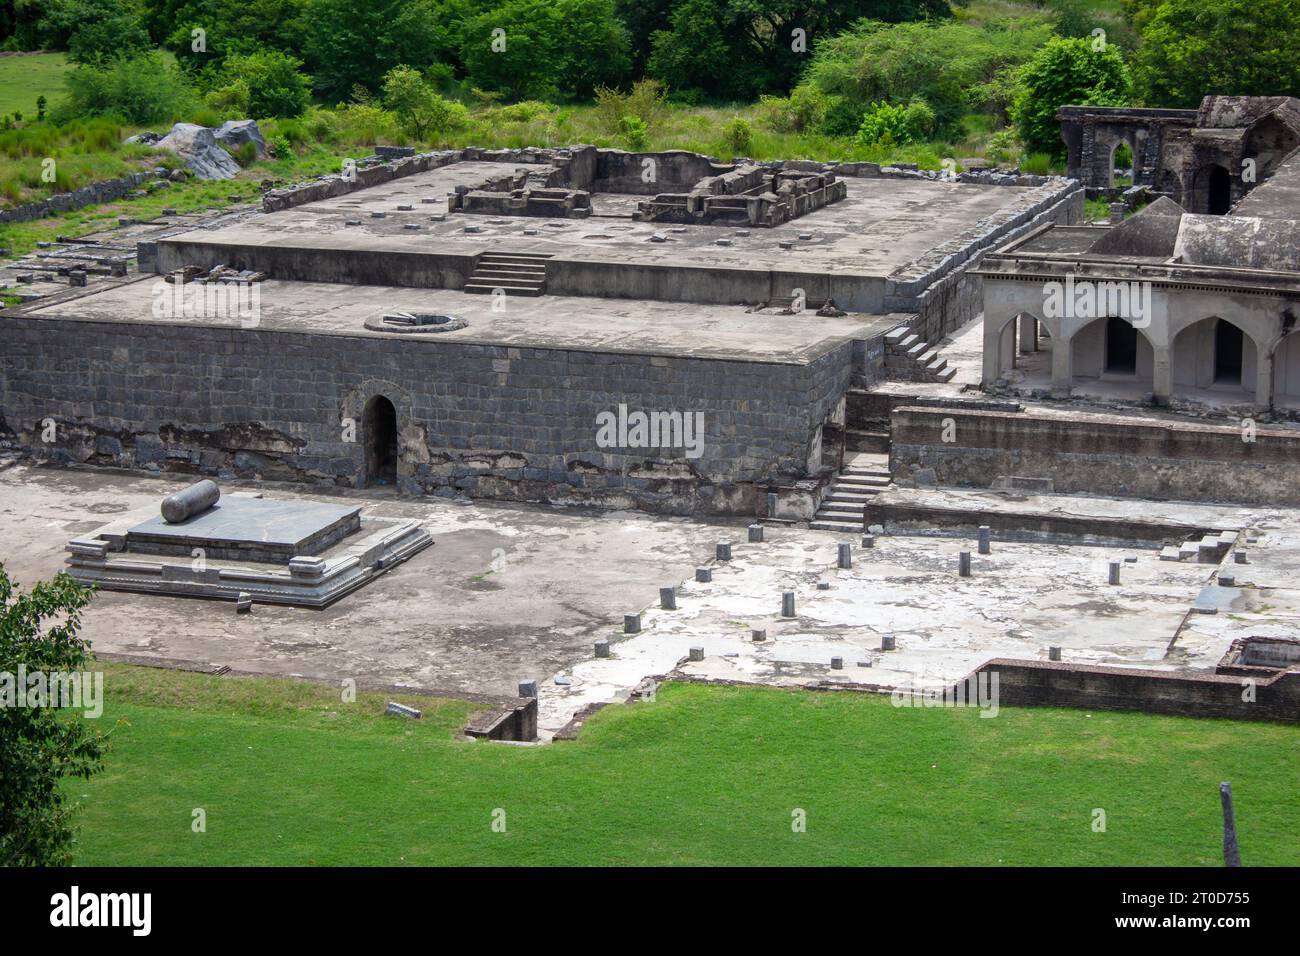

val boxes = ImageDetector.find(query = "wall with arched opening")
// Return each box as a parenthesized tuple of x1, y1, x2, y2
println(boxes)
(1069, 316, 1154, 381)
(1172, 317, 1258, 392)
(1273, 334, 1300, 405)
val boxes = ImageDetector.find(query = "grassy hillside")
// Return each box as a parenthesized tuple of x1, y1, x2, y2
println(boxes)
(67, 663, 1300, 866)
(0, 52, 69, 116)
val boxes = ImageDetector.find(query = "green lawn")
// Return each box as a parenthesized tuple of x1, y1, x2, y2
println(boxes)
(66, 663, 1300, 866)
(0, 52, 68, 117)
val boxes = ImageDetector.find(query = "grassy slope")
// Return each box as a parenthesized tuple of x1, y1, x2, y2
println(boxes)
(0, 52, 68, 116)
(69, 663, 1300, 866)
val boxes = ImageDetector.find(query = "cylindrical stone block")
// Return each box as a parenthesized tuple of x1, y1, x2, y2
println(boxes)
(958, 551, 971, 577)
(861, 534, 875, 549)
(716, 542, 732, 561)
(1108, 561, 1121, 585)
(837, 542, 852, 569)
(660, 586, 677, 610)
(781, 591, 795, 617)
(831, 656, 843, 670)
(881, 634, 896, 651)
(518, 680, 538, 698)
(624, 613, 641, 634)
(751, 629, 766, 642)
(748, 524, 764, 543)
(978, 526, 991, 555)
(595, 639, 610, 658)
(689, 646, 705, 662)
(695, 567, 712, 583)
(1049, 646, 1061, 661)
(161, 479, 220, 523)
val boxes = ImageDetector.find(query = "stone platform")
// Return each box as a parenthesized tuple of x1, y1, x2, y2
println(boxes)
(65, 492, 430, 607)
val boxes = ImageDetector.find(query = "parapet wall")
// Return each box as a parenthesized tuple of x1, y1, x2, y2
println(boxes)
(0, 310, 852, 517)
(890, 405, 1300, 505)
(963, 659, 1300, 723)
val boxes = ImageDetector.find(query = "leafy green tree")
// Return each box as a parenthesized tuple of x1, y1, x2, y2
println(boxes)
(218, 49, 310, 117)
(382, 64, 466, 140)
(26, 0, 150, 63)
(1132, 0, 1300, 108)
(302, 0, 450, 102)
(646, 0, 952, 101)
(0, 565, 108, 867)
(796, 16, 1056, 136)
(144, 0, 307, 80)
(1012, 36, 1131, 158)
(460, 0, 631, 101)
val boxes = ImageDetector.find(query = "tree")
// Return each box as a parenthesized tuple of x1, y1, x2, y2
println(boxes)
(1012, 36, 1131, 159)
(382, 65, 466, 140)
(218, 50, 310, 117)
(647, 0, 952, 102)
(144, 0, 307, 80)
(35, 0, 151, 63)
(1132, 0, 1300, 108)
(302, 0, 450, 102)
(0, 564, 108, 867)
(459, 0, 631, 102)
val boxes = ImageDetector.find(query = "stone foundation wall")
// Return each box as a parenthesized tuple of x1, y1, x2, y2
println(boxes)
(963, 658, 1300, 723)
(0, 315, 851, 517)
(889, 405, 1300, 505)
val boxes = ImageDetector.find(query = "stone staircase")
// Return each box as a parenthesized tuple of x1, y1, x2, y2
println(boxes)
(810, 452, 893, 533)
(884, 326, 956, 383)
(464, 252, 552, 297)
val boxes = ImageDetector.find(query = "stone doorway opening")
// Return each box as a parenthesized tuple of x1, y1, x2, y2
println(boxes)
(1207, 165, 1232, 214)
(1105, 316, 1138, 374)
(364, 395, 398, 488)
(1215, 319, 1244, 385)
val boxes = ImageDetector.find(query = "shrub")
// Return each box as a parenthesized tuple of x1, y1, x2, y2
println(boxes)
(722, 117, 753, 156)
(594, 79, 668, 135)
(1020, 152, 1055, 175)
(757, 86, 830, 134)
(618, 114, 649, 151)
(856, 101, 912, 147)
(219, 51, 311, 119)
(56, 53, 197, 125)
(382, 66, 467, 141)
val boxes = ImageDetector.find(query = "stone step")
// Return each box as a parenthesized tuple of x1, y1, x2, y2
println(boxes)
(478, 260, 547, 273)
(839, 472, 891, 485)
(820, 500, 869, 515)
(825, 491, 880, 505)
(884, 326, 911, 345)
(473, 269, 546, 283)
(464, 282, 545, 296)
(933, 366, 957, 383)
(811, 517, 863, 532)
(480, 252, 553, 262)
(845, 428, 890, 453)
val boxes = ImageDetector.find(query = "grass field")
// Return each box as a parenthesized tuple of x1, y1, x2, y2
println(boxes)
(0, 52, 68, 117)
(66, 663, 1300, 866)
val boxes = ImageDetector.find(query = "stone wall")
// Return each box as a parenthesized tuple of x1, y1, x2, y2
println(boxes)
(0, 171, 161, 224)
(961, 658, 1300, 723)
(889, 404, 1300, 505)
(0, 314, 848, 517)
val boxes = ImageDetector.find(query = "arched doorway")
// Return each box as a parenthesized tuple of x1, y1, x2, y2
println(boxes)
(364, 395, 398, 487)
(1206, 165, 1232, 215)
(1172, 317, 1257, 397)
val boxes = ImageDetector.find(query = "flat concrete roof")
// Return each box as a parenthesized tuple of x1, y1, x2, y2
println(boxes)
(168, 162, 1038, 278)
(23, 275, 898, 364)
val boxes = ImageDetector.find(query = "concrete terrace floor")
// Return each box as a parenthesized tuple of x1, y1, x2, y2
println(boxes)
(4, 460, 1298, 739)
(192, 164, 1039, 277)
(27, 273, 893, 363)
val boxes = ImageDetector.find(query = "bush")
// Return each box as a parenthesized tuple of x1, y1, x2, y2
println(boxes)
(798, 16, 1056, 138)
(331, 102, 401, 146)
(382, 66, 467, 141)
(41, 0, 151, 65)
(619, 115, 649, 151)
(56, 53, 197, 125)
(593, 79, 668, 135)
(722, 118, 753, 156)
(855, 99, 934, 147)
(757, 86, 830, 134)
(1011, 37, 1131, 159)
(217, 51, 310, 119)
(1020, 152, 1055, 175)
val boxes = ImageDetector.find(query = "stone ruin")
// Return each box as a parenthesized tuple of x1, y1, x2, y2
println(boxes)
(633, 164, 847, 228)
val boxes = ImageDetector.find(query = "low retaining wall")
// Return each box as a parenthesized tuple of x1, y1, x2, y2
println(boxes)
(890, 405, 1300, 505)
(0, 171, 161, 224)
(963, 658, 1300, 723)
